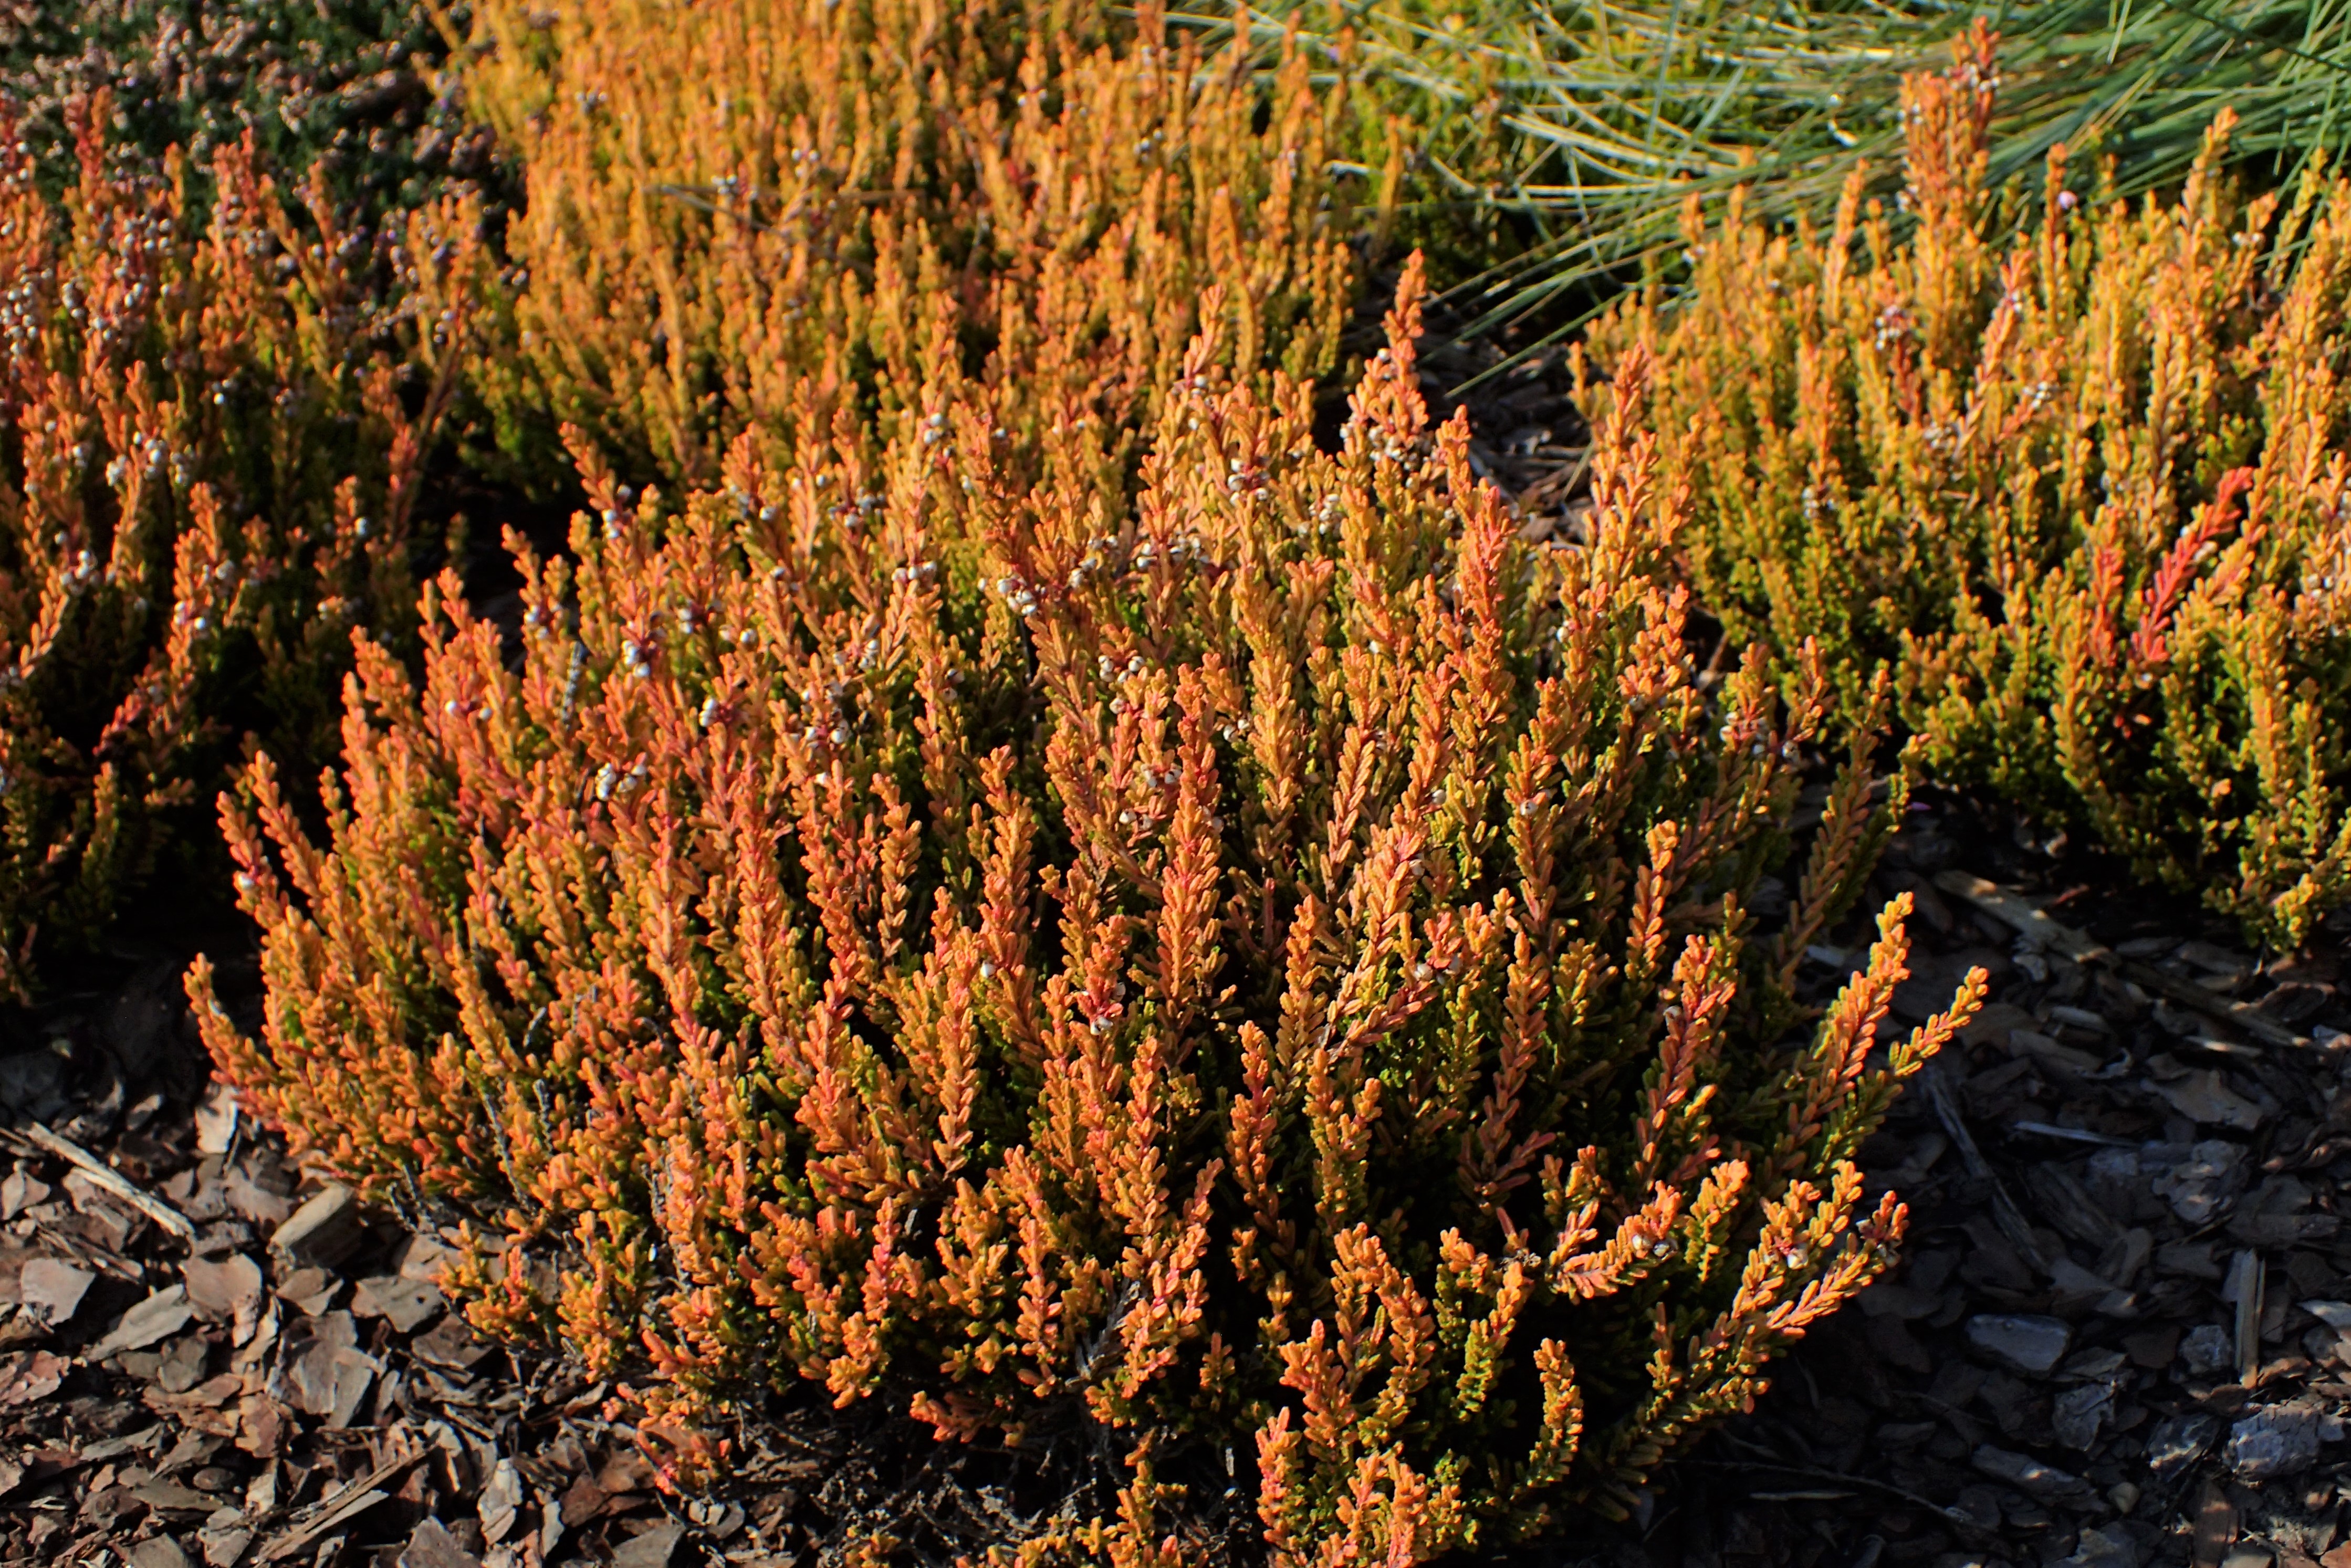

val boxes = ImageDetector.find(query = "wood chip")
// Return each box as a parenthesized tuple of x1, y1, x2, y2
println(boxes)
(19, 1257, 92, 1324)
(1936, 871, 2305, 1050)
(90, 1287, 196, 1360)
(2193, 1479, 2239, 1568)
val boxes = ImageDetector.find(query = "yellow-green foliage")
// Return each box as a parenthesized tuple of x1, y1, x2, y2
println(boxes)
(191, 265, 1976, 1563)
(1582, 29, 2351, 945)
(437, 0, 1370, 489)
(0, 97, 485, 995)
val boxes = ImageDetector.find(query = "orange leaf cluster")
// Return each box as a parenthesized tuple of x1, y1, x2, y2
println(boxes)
(441, 0, 1375, 489)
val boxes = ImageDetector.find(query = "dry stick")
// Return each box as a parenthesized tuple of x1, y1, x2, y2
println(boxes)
(0, 1116, 195, 1242)
(2229, 1248, 2264, 1387)
(258, 1446, 427, 1563)
(1921, 1068, 2049, 1273)
(2009, 1119, 2138, 1149)
(1931, 870, 2305, 1052)
(1683, 1459, 1977, 1529)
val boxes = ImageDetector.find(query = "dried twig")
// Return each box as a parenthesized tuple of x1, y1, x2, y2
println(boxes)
(2008, 1120, 2138, 1149)
(1933, 871, 2304, 1051)
(0, 1116, 194, 1242)
(1922, 1067, 2049, 1272)
(1683, 1458, 1978, 1529)
(258, 1446, 427, 1562)
(2229, 1248, 2264, 1387)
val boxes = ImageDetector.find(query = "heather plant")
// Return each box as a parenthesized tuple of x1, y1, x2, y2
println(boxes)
(1235, 0, 2351, 349)
(193, 263, 1977, 1560)
(0, 94, 487, 993)
(1580, 27, 2351, 947)
(434, 0, 1371, 490)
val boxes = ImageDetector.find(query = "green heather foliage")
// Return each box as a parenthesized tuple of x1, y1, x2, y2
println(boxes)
(1583, 30, 2351, 945)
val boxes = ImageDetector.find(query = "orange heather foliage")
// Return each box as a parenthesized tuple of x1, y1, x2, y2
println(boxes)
(1582, 28, 2351, 946)
(0, 94, 485, 995)
(192, 265, 1976, 1560)
(439, 0, 1372, 488)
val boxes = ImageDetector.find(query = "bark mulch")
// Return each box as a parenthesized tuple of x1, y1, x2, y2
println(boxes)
(1564, 804, 2351, 1568)
(0, 943, 1133, 1568)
